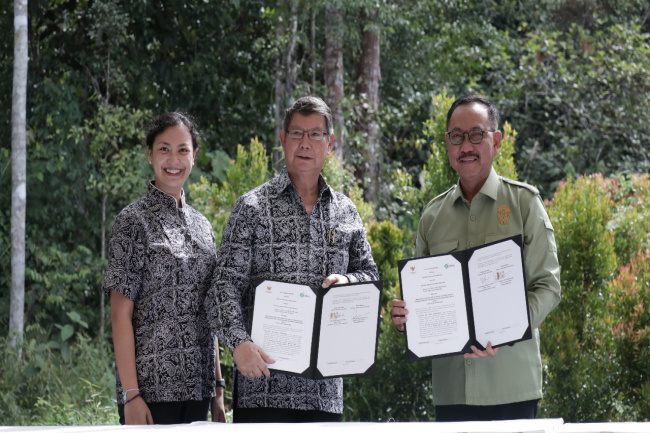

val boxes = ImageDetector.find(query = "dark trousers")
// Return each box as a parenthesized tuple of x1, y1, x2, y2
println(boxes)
(233, 407, 342, 423)
(435, 399, 539, 422)
(118, 397, 211, 425)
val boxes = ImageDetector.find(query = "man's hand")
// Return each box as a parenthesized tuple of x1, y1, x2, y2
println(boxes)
(390, 299, 408, 332)
(233, 341, 275, 378)
(322, 274, 349, 288)
(463, 342, 500, 359)
(124, 396, 154, 425)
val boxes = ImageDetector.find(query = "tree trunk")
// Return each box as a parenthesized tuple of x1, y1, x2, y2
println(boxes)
(273, 0, 299, 170)
(325, 2, 345, 158)
(355, 9, 381, 202)
(310, 9, 316, 92)
(9, 0, 29, 350)
(100, 192, 107, 340)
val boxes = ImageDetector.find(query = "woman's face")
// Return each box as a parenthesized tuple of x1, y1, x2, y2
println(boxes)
(148, 124, 196, 201)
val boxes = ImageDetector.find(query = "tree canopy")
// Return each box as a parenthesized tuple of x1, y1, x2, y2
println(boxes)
(2, 0, 650, 424)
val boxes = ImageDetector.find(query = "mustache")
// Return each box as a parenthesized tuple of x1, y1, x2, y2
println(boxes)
(458, 151, 479, 160)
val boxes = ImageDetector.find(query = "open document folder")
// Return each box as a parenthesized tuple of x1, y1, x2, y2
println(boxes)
(250, 279, 383, 378)
(398, 235, 531, 360)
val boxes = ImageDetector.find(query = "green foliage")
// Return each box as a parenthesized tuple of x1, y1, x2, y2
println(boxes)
(606, 248, 650, 421)
(72, 104, 150, 205)
(3, 0, 650, 424)
(190, 137, 270, 247)
(541, 174, 619, 421)
(21, 244, 103, 346)
(344, 315, 435, 422)
(378, 167, 421, 259)
(377, 92, 455, 260)
(323, 154, 375, 231)
(607, 174, 650, 267)
(367, 221, 403, 305)
(344, 221, 435, 422)
(495, 122, 518, 180)
(420, 91, 458, 202)
(494, 24, 650, 197)
(0, 334, 117, 425)
(119, 0, 277, 155)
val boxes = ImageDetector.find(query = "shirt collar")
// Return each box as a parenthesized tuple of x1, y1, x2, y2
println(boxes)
(147, 180, 186, 210)
(480, 167, 500, 201)
(450, 167, 499, 203)
(272, 166, 332, 199)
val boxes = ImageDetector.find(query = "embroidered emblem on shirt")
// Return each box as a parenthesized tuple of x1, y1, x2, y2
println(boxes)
(328, 228, 337, 244)
(497, 205, 511, 225)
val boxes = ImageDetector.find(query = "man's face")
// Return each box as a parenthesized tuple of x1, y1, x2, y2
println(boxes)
(280, 112, 333, 178)
(446, 102, 502, 188)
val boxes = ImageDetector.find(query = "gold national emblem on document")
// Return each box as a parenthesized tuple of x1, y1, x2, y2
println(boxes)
(497, 205, 511, 225)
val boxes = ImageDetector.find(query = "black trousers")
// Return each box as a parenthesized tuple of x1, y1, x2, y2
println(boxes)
(118, 397, 211, 425)
(233, 407, 342, 423)
(435, 399, 539, 422)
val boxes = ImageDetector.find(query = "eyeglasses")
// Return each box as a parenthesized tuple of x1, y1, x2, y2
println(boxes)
(446, 129, 496, 145)
(286, 129, 329, 141)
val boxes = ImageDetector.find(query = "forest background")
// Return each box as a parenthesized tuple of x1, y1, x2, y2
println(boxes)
(1, 0, 650, 425)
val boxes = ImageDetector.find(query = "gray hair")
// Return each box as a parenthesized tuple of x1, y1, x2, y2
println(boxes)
(282, 96, 333, 135)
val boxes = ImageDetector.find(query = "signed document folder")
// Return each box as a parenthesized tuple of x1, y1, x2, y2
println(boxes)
(397, 235, 531, 360)
(250, 279, 383, 378)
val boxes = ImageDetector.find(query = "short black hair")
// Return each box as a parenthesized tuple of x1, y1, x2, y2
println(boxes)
(282, 96, 333, 135)
(145, 111, 201, 151)
(446, 95, 500, 131)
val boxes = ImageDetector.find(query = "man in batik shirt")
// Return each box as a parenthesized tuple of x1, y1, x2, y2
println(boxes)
(208, 96, 378, 423)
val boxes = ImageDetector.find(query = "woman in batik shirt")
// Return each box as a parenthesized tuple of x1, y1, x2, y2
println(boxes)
(103, 112, 226, 425)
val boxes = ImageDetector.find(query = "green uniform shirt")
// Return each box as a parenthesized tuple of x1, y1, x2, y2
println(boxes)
(416, 168, 561, 406)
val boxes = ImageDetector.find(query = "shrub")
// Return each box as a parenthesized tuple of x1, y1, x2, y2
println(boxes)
(541, 174, 619, 421)
(0, 334, 118, 425)
(606, 174, 650, 268)
(190, 136, 270, 247)
(607, 249, 650, 420)
(344, 220, 435, 421)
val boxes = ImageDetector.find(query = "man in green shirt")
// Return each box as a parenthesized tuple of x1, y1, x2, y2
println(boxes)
(391, 94, 561, 421)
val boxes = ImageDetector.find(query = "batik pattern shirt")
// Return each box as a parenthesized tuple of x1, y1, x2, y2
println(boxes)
(103, 182, 217, 403)
(208, 167, 378, 413)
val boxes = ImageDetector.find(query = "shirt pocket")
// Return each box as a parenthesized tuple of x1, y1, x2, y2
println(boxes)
(485, 233, 517, 244)
(428, 238, 459, 256)
(325, 224, 355, 274)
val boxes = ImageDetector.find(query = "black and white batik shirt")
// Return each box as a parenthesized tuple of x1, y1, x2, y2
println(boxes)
(208, 167, 378, 414)
(103, 182, 217, 404)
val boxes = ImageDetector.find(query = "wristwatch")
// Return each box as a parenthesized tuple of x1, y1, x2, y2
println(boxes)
(216, 379, 226, 388)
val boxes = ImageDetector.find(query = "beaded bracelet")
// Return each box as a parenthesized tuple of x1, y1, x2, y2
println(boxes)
(125, 392, 141, 405)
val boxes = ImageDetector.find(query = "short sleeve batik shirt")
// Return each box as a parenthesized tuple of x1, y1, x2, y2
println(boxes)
(103, 182, 217, 403)
(207, 167, 379, 414)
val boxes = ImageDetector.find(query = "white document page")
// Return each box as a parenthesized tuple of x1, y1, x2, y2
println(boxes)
(400, 255, 470, 358)
(316, 283, 380, 377)
(250, 281, 316, 375)
(467, 239, 529, 348)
